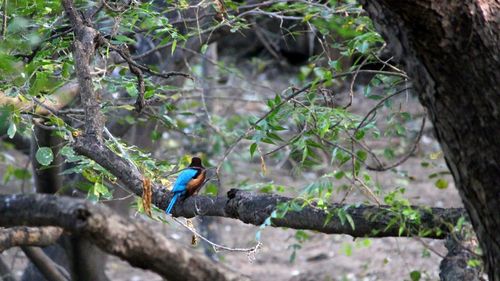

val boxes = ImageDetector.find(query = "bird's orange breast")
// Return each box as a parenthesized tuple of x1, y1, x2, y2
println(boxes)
(186, 170, 206, 196)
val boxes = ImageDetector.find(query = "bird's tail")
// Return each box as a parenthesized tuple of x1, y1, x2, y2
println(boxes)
(166, 193, 179, 214)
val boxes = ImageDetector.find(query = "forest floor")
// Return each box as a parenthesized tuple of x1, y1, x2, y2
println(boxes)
(0, 63, 464, 281)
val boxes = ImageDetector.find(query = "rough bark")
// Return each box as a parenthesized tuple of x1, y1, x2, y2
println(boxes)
(0, 194, 248, 281)
(440, 234, 482, 281)
(360, 1, 500, 279)
(61, 0, 103, 141)
(0, 227, 62, 252)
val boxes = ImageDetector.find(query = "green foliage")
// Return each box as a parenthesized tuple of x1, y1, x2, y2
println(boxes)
(35, 147, 54, 166)
(0, 3, 442, 274)
(409, 270, 421, 281)
(3, 165, 31, 183)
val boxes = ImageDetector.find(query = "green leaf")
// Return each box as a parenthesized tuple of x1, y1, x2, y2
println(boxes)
(337, 209, 346, 225)
(171, 40, 177, 55)
(7, 122, 16, 139)
(434, 178, 449, 189)
(354, 130, 365, 140)
(114, 35, 135, 44)
(201, 44, 208, 54)
(342, 243, 352, 256)
(356, 150, 368, 161)
(204, 183, 218, 196)
(334, 171, 345, 179)
(467, 259, 481, 267)
(345, 213, 355, 230)
(250, 143, 257, 158)
(409, 270, 421, 281)
(267, 132, 283, 142)
(384, 148, 395, 159)
(398, 225, 405, 236)
(35, 147, 54, 166)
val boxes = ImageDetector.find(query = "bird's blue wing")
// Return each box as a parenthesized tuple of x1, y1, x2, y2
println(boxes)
(172, 168, 198, 192)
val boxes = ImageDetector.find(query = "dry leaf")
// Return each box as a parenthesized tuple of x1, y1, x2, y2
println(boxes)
(191, 234, 198, 246)
(257, 145, 267, 175)
(186, 219, 198, 246)
(142, 177, 152, 217)
(212, 0, 226, 21)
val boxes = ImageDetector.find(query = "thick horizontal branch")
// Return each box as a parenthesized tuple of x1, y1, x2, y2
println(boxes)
(157, 189, 465, 239)
(0, 194, 247, 281)
(0, 226, 63, 252)
(74, 136, 465, 239)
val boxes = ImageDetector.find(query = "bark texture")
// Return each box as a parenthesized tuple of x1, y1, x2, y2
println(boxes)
(0, 194, 248, 281)
(360, 1, 500, 279)
(0, 227, 62, 252)
(440, 234, 481, 281)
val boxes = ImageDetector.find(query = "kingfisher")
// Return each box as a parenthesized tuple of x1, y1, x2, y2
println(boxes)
(165, 157, 206, 215)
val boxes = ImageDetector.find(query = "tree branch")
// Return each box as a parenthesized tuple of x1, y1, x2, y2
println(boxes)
(72, 135, 464, 238)
(0, 227, 63, 252)
(0, 194, 248, 281)
(62, 0, 104, 141)
(21, 247, 69, 281)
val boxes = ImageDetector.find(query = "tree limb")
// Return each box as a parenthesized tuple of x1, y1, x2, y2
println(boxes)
(61, 0, 104, 141)
(21, 247, 69, 281)
(0, 227, 63, 252)
(0, 194, 248, 281)
(72, 134, 465, 239)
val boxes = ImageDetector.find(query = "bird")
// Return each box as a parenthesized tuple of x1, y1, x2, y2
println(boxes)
(165, 157, 206, 215)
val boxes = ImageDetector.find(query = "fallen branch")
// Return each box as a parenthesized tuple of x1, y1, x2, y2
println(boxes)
(0, 194, 248, 281)
(0, 227, 63, 252)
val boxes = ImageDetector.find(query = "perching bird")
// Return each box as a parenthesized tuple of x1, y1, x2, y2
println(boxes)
(165, 157, 206, 215)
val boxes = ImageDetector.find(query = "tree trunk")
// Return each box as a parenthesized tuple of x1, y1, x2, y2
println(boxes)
(28, 126, 109, 281)
(360, 1, 500, 280)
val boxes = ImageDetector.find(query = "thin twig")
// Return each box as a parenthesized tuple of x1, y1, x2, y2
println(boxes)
(172, 217, 262, 256)
(264, 127, 306, 157)
(1, 0, 7, 39)
(356, 87, 413, 131)
(103, 37, 192, 81)
(346, 55, 370, 108)
(413, 236, 445, 258)
(253, 20, 281, 61)
(103, 126, 141, 175)
(215, 70, 402, 174)
(366, 116, 426, 171)
(354, 176, 381, 205)
(102, 0, 133, 13)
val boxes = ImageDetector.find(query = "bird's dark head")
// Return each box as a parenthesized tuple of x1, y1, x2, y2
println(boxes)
(189, 157, 204, 168)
